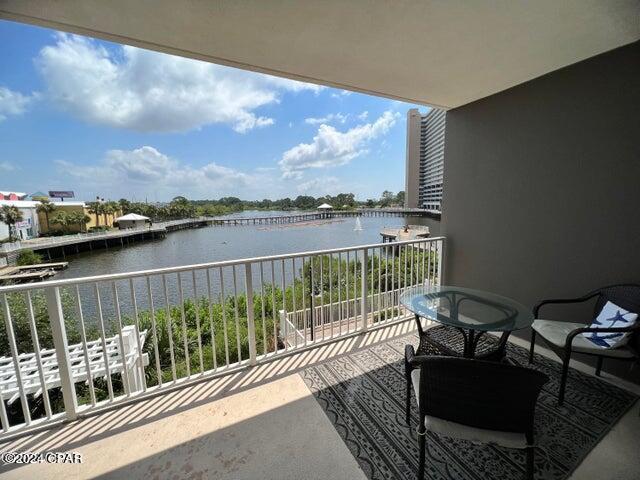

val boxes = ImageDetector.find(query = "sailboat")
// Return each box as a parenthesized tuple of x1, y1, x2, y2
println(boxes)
(354, 217, 363, 231)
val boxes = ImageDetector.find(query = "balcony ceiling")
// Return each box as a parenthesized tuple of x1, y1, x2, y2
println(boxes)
(1, 0, 639, 108)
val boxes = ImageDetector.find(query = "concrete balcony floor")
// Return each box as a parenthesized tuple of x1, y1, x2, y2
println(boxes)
(0, 320, 638, 480)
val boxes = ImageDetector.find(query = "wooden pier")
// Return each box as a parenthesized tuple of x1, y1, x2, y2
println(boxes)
(208, 208, 438, 226)
(0, 262, 69, 284)
(210, 212, 332, 225)
(0, 227, 167, 264)
(380, 225, 431, 242)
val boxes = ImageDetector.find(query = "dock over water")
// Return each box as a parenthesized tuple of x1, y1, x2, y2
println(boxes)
(380, 225, 431, 242)
(0, 262, 68, 284)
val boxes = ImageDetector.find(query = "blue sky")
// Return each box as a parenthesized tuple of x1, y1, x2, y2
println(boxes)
(0, 20, 428, 202)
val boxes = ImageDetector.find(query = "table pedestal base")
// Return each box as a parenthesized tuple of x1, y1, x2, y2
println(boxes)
(416, 319, 509, 360)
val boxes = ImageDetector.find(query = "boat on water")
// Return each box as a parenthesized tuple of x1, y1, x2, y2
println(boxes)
(354, 217, 363, 231)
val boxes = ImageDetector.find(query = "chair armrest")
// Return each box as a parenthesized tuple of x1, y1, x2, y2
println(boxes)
(533, 291, 600, 318)
(565, 323, 640, 351)
(405, 344, 429, 368)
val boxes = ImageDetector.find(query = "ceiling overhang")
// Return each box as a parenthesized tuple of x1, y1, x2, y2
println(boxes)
(1, 0, 639, 109)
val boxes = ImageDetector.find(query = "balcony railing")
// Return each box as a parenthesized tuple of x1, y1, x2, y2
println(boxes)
(0, 236, 444, 438)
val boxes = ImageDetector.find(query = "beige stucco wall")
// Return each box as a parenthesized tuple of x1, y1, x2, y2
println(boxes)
(441, 41, 640, 381)
(38, 205, 121, 233)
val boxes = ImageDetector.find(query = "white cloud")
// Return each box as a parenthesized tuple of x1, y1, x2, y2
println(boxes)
(56, 146, 253, 195)
(331, 90, 353, 99)
(358, 111, 369, 121)
(0, 86, 37, 121)
(279, 111, 399, 179)
(304, 113, 348, 125)
(297, 176, 341, 194)
(36, 34, 320, 133)
(0, 161, 16, 172)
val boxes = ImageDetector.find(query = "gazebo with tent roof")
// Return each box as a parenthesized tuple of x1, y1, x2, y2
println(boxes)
(317, 203, 333, 219)
(115, 213, 150, 229)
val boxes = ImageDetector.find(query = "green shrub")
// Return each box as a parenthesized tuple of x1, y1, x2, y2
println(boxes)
(16, 249, 43, 266)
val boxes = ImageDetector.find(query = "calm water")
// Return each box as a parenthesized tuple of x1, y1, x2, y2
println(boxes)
(57, 211, 441, 280)
(34, 211, 440, 326)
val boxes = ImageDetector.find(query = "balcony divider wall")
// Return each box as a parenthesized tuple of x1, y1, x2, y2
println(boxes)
(441, 40, 640, 382)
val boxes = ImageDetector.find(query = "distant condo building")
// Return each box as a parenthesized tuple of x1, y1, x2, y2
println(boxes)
(404, 108, 446, 212)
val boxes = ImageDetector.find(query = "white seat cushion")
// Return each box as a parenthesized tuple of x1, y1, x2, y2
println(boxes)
(411, 369, 527, 449)
(532, 319, 635, 358)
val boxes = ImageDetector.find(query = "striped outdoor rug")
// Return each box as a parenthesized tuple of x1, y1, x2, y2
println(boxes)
(301, 335, 637, 480)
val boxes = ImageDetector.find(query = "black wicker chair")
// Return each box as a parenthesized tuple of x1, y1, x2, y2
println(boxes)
(405, 346, 548, 480)
(529, 284, 640, 405)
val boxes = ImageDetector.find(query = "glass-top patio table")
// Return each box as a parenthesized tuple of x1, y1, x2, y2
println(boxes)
(400, 285, 534, 358)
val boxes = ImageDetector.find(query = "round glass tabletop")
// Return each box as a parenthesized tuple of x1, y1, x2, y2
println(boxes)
(400, 285, 534, 332)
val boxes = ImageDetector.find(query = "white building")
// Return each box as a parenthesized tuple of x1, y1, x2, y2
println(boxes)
(0, 200, 41, 241)
(405, 108, 446, 212)
(0, 195, 87, 241)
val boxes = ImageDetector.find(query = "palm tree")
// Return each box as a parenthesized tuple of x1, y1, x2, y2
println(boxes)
(67, 211, 92, 233)
(81, 213, 91, 233)
(141, 203, 158, 220)
(169, 196, 194, 218)
(118, 198, 131, 214)
(103, 201, 120, 226)
(86, 201, 102, 227)
(35, 199, 57, 233)
(102, 203, 112, 226)
(0, 205, 24, 241)
(157, 205, 170, 220)
(50, 211, 71, 233)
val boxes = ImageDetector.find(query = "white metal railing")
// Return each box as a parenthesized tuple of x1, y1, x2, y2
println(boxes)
(0, 236, 444, 437)
(0, 326, 148, 404)
(279, 288, 403, 347)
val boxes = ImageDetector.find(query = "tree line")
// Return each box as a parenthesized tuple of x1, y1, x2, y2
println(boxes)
(118, 191, 406, 220)
(1, 190, 406, 241)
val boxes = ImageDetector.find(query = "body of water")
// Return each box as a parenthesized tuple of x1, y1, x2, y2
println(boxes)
(57, 211, 441, 280)
(38, 211, 441, 323)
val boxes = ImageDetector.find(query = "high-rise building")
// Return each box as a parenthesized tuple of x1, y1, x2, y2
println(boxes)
(404, 108, 446, 212)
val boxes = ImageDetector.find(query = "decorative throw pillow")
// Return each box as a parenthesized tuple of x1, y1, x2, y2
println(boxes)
(582, 301, 638, 348)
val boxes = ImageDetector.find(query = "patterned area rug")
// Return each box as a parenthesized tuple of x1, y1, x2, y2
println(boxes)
(301, 335, 638, 480)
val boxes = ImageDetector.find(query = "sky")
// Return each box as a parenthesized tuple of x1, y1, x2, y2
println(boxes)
(0, 20, 428, 202)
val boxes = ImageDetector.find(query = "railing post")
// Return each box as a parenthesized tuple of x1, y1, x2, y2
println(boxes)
(279, 309, 286, 347)
(437, 239, 444, 286)
(361, 248, 369, 331)
(45, 286, 78, 420)
(120, 325, 144, 394)
(244, 263, 257, 365)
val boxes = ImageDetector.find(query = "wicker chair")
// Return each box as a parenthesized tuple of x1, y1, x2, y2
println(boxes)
(405, 346, 548, 480)
(529, 284, 640, 405)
